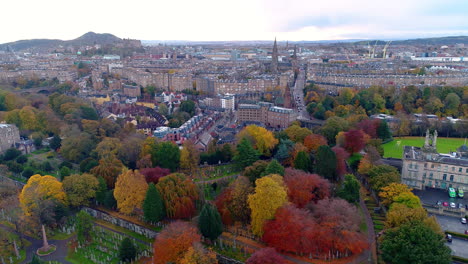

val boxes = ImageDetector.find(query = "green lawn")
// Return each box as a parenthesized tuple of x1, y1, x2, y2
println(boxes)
(383, 137, 466, 158)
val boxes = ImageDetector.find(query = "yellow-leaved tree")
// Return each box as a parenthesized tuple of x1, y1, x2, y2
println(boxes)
(379, 183, 412, 207)
(248, 174, 288, 236)
(19, 174, 67, 252)
(114, 169, 148, 215)
(180, 140, 200, 176)
(178, 243, 218, 264)
(237, 125, 278, 157)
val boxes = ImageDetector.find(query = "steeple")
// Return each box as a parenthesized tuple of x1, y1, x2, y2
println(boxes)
(271, 37, 278, 74)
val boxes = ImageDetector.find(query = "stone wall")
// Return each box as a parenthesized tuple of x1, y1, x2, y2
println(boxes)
(216, 254, 244, 264)
(81, 207, 158, 239)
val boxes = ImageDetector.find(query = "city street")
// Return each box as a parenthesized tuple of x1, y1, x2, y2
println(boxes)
(414, 188, 467, 205)
(446, 238, 468, 259)
(292, 69, 309, 120)
(434, 215, 467, 234)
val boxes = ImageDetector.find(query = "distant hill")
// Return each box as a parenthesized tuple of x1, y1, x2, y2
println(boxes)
(0, 32, 123, 52)
(353, 36, 468, 46)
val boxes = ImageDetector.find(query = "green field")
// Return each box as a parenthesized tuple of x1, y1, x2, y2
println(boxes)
(383, 137, 466, 158)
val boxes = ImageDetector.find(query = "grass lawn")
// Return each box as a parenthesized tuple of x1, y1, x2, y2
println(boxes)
(383, 137, 466, 158)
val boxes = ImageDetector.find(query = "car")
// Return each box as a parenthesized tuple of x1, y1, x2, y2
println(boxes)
(459, 188, 464, 198)
(443, 202, 449, 207)
(446, 234, 452, 242)
(449, 187, 456, 198)
(459, 203, 464, 209)
(462, 218, 467, 224)
(450, 202, 456, 208)
(465, 230, 468, 235)
(436, 201, 442, 206)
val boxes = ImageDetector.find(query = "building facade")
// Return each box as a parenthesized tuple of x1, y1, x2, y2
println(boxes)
(237, 102, 297, 128)
(401, 130, 468, 191)
(0, 124, 20, 153)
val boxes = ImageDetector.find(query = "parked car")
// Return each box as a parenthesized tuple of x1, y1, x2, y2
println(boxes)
(459, 203, 464, 209)
(436, 201, 442, 206)
(462, 218, 467, 224)
(449, 187, 456, 198)
(465, 230, 468, 235)
(443, 202, 449, 207)
(450, 202, 456, 208)
(446, 234, 452, 242)
(458, 188, 464, 198)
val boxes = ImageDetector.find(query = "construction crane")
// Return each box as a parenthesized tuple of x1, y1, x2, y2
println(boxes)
(371, 40, 378, 58)
(382, 41, 392, 59)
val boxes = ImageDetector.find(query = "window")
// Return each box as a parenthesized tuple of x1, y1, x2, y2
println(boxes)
(424, 163, 427, 168)
(466, 168, 468, 173)
(431, 164, 435, 169)
(423, 173, 426, 178)
(459, 168, 462, 173)
(438, 165, 441, 170)
(443, 174, 447, 181)
(452, 167, 455, 171)
(450, 175, 454, 181)
(415, 164, 418, 169)
(430, 173, 433, 179)
(444, 166, 448, 171)
(409, 164, 413, 169)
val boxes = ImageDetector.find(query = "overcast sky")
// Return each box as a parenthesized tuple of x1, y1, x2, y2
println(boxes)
(2, 0, 468, 43)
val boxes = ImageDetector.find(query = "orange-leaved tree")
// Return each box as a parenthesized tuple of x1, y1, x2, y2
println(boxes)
(153, 221, 201, 264)
(156, 173, 199, 219)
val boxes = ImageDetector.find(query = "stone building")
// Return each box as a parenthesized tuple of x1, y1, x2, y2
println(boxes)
(237, 102, 296, 129)
(401, 130, 468, 191)
(0, 124, 20, 153)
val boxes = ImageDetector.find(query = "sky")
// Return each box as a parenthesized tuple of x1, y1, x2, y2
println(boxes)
(2, 0, 468, 43)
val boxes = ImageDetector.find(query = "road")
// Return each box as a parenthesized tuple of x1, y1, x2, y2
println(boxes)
(435, 215, 467, 234)
(292, 69, 309, 121)
(414, 188, 467, 206)
(446, 237, 468, 259)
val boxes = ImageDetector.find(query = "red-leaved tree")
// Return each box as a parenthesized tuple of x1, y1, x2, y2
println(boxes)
(332, 146, 350, 178)
(344, 129, 366, 154)
(140, 167, 171, 184)
(284, 168, 330, 208)
(356, 119, 378, 139)
(214, 187, 234, 225)
(246, 248, 289, 264)
(303, 134, 328, 153)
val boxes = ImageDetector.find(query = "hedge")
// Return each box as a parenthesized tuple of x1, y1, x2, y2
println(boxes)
(453, 255, 468, 264)
(445, 231, 468, 240)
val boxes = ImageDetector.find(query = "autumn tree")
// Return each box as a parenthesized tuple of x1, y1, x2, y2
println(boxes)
(284, 168, 330, 208)
(391, 191, 421, 209)
(95, 176, 107, 205)
(114, 169, 148, 215)
(385, 203, 427, 229)
(379, 183, 412, 207)
(248, 174, 288, 236)
(315, 145, 337, 181)
(143, 183, 165, 223)
(234, 138, 260, 169)
(156, 173, 199, 219)
(62, 173, 99, 207)
(179, 243, 218, 264)
(198, 203, 223, 241)
(95, 137, 122, 159)
(140, 167, 171, 184)
(303, 134, 327, 153)
(49, 135, 61, 151)
(90, 156, 124, 188)
(180, 140, 200, 175)
(380, 222, 451, 264)
(368, 165, 400, 191)
(19, 174, 67, 252)
(214, 188, 234, 225)
(284, 125, 312, 143)
(237, 125, 278, 156)
(344, 129, 366, 154)
(246, 248, 288, 264)
(226, 176, 253, 224)
(337, 174, 360, 203)
(320, 116, 349, 144)
(153, 221, 201, 264)
(332, 146, 350, 177)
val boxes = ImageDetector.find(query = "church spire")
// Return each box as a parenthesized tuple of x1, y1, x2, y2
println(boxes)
(271, 37, 278, 74)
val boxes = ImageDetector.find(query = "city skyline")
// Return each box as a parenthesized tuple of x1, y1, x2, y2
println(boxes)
(2, 0, 468, 44)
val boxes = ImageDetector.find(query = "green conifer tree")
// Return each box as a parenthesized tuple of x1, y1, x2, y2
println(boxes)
(198, 203, 223, 241)
(143, 183, 165, 223)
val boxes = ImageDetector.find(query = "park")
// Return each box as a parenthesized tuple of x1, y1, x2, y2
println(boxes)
(383, 137, 466, 159)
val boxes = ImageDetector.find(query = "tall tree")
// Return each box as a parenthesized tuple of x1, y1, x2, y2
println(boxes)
(140, 167, 171, 184)
(379, 183, 412, 207)
(244, 160, 268, 183)
(119, 237, 137, 263)
(226, 176, 253, 224)
(294, 151, 312, 172)
(153, 221, 201, 264)
(76, 211, 94, 244)
(62, 173, 99, 207)
(143, 183, 165, 223)
(284, 125, 312, 143)
(248, 174, 288, 236)
(234, 138, 259, 168)
(156, 173, 199, 219)
(315, 145, 337, 181)
(179, 243, 218, 264)
(49, 135, 62, 151)
(198, 203, 223, 241)
(90, 156, 124, 189)
(344, 129, 366, 154)
(303, 133, 327, 153)
(95, 176, 108, 205)
(337, 174, 360, 203)
(150, 141, 180, 172)
(380, 222, 451, 264)
(180, 140, 200, 175)
(114, 169, 148, 215)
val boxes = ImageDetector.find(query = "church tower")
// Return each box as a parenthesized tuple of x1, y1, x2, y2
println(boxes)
(271, 38, 278, 74)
